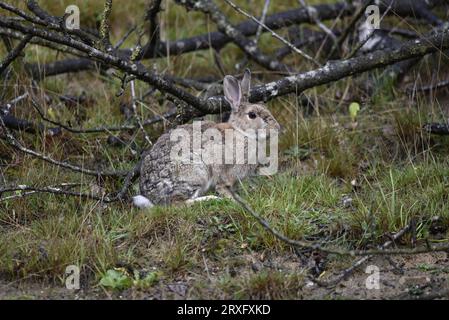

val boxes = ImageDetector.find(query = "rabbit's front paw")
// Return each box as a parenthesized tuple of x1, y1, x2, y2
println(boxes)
(186, 195, 222, 204)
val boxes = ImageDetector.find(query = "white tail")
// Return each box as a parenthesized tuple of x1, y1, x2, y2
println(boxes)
(132, 195, 153, 209)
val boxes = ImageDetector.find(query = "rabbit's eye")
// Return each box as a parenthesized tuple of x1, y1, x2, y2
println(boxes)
(248, 112, 257, 119)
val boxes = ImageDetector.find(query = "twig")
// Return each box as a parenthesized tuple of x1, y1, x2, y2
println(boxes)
(0, 183, 112, 202)
(25, 0, 98, 46)
(143, 0, 163, 58)
(110, 160, 141, 200)
(0, 113, 60, 135)
(30, 98, 175, 134)
(298, 0, 337, 42)
(423, 123, 449, 135)
(0, 116, 127, 178)
(223, 0, 320, 67)
(0, 34, 32, 75)
(0, 163, 141, 203)
(408, 79, 449, 94)
(0, 185, 111, 202)
(99, 0, 113, 51)
(0, 26, 89, 59)
(113, 25, 137, 50)
(275, 32, 327, 60)
(0, 16, 209, 114)
(23, 2, 354, 77)
(254, 0, 270, 43)
(0, 92, 29, 114)
(315, 222, 412, 287)
(236, 0, 270, 70)
(176, 0, 291, 72)
(0, 1, 47, 27)
(229, 188, 449, 256)
(331, 0, 374, 57)
(130, 80, 152, 146)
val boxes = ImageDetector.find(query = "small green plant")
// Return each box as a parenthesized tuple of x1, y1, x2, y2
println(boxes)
(100, 269, 132, 290)
(349, 102, 360, 123)
(99, 268, 160, 290)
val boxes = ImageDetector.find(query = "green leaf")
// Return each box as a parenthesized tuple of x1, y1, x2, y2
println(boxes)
(349, 102, 360, 122)
(47, 107, 57, 121)
(99, 269, 133, 290)
(135, 271, 160, 288)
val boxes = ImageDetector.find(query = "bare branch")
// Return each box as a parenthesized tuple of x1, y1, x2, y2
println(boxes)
(223, 0, 320, 66)
(316, 222, 412, 287)
(99, 0, 113, 50)
(142, 0, 163, 58)
(298, 0, 337, 42)
(423, 123, 449, 135)
(30, 98, 175, 134)
(0, 183, 112, 202)
(0, 16, 209, 113)
(0, 34, 32, 75)
(25, 0, 98, 45)
(240, 27, 449, 107)
(23, 2, 354, 78)
(130, 80, 152, 146)
(0, 116, 128, 178)
(254, 0, 270, 43)
(176, 0, 290, 72)
(230, 188, 449, 257)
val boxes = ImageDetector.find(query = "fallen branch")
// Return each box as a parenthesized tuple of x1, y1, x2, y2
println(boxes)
(217, 26, 449, 109)
(23, 2, 353, 78)
(142, 0, 163, 58)
(0, 113, 60, 135)
(0, 116, 127, 178)
(176, 0, 290, 72)
(0, 183, 111, 202)
(408, 79, 449, 94)
(298, 0, 337, 43)
(99, 0, 113, 50)
(25, 0, 98, 46)
(21, 0, 448, 79)
(31, 98, 175, 134)
(423, 123, 449, 135)
(0, 34, 32, 75)
(3, 9, 449, 121)
(315, 222, 412, 287)
(0, 15, 209, 113)
(223, 0, 320, 66)
(0, 26, 89, 59)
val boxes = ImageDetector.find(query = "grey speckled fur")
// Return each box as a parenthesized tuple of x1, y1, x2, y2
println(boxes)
(139, 70, 280, 205)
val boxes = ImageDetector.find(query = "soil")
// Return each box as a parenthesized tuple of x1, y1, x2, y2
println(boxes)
(1, 252, 448, 300)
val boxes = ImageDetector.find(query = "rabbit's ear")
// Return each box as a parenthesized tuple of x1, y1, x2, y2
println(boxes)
(223, 75, 242, 111)
(241, 69, 251, 102)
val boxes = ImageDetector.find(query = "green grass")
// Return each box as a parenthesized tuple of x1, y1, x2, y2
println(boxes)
(1, 0, 449, 299)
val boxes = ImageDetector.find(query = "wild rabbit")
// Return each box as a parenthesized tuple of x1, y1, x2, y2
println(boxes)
(135, 69, 280, 208)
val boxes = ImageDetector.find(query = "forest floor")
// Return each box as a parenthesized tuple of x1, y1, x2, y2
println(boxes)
(1, 0, 449, 299)
(1, 252, 448, 299)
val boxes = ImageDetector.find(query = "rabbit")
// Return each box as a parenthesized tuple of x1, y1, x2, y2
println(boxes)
(136, 69, 280, 207)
